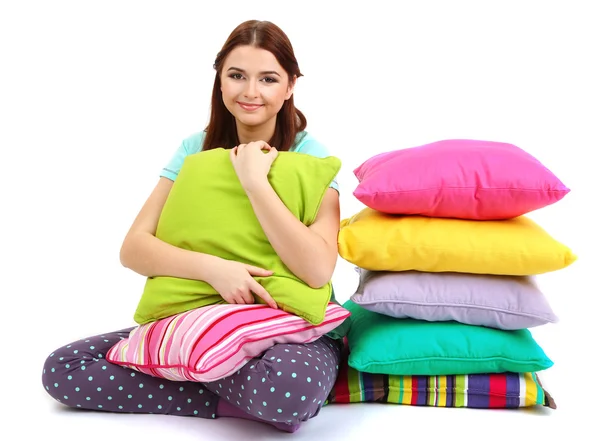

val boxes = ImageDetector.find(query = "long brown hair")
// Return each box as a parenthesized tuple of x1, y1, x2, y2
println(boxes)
(202, 20, 307, 152)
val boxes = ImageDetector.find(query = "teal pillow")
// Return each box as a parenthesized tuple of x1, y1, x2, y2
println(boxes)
(344, 300, 553, 375)
(134, 148, 342, 325)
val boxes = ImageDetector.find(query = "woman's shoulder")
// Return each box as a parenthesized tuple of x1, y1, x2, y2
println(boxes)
(160, 130, 206, 181)
(291, 131, 332, 158)
(181, 130, 207, 154)
(291, 131, 340, 192)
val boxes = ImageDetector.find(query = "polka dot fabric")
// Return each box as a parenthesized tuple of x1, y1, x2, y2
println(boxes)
(42, 327, 341, 429)
(41, 328, 218, 418)
(203, 335, 341, 424)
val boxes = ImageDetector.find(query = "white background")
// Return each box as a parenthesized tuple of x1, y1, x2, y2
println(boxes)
(1, 0, 598, 439)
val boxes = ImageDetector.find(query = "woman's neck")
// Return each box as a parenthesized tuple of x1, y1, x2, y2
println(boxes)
(236, 119, 276, 146)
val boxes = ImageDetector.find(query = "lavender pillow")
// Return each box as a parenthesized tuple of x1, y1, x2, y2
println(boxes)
(350, 269, 558, 330)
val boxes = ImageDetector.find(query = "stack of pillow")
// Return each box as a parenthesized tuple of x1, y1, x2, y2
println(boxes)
(333, 139, 575, 409)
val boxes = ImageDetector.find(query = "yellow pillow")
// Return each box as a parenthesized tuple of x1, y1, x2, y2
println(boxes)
(338, 208, 576, 275)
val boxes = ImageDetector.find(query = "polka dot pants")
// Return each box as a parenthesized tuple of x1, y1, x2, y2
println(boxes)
(42, 327, 341, 426)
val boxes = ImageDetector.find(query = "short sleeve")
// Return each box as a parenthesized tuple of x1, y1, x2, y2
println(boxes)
(160, 131, 206, 181)
(293, 134, 340, 192)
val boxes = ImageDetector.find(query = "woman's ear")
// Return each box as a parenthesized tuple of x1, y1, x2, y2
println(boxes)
(285, 76, 297, 100)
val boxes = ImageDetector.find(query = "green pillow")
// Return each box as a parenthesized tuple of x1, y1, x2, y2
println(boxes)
(133, 148, 342, 325)
(344, 300, 554, 375)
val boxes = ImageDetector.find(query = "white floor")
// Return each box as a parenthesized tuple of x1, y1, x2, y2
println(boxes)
(38, 399, 565, 441)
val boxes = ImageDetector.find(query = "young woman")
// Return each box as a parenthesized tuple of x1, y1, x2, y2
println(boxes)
(42, 20, 342, 433)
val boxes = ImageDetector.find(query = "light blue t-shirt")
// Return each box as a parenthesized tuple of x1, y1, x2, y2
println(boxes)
(160, 131, 339, 192)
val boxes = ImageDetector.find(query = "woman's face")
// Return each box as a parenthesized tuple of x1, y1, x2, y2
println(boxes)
(220, 45, 294, 137)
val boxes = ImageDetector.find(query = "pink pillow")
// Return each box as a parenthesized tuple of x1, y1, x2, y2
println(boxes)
(353, 139, 570, 220)
(106, 302, 350, 382)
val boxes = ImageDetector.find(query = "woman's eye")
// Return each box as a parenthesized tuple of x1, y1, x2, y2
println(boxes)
(229, 73, 243, 80)
(262, 77, 278, 83)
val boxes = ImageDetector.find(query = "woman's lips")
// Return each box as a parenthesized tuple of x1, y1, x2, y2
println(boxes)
(238, 102, 264, 111)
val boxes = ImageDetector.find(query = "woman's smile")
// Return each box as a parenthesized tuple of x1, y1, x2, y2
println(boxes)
(237, 101, 264, 111)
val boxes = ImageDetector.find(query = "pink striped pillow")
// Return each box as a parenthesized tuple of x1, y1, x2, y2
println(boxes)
(106, 303, 350, 382)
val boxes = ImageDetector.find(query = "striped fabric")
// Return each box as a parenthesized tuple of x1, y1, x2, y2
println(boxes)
(326, 341, 556, 409)
(106, 303, 350, 383)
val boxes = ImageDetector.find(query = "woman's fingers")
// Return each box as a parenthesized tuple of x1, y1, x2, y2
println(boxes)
(240, 289, 255, 304)
(250, 279, 277, 309)
(244, 264, 273, 276)
(245, 141, 271, 151)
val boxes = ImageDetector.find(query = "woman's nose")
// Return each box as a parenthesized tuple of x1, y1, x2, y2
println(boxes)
(244, 80, 259, 98)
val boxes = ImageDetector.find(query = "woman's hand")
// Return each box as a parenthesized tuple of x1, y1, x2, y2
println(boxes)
(206, 257, 278, 309)
(230, 141, 278, 192)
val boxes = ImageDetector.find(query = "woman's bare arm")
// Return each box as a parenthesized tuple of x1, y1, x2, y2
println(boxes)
(244, 186, 340, 288)
(119, 177, 220, 280)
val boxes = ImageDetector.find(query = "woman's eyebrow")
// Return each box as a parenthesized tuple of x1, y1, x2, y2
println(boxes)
(227, 66, 281, 77)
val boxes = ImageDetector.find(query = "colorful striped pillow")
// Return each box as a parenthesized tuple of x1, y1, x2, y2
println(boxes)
(106, 303, 350, 383)
(325, 343, 556, 409)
